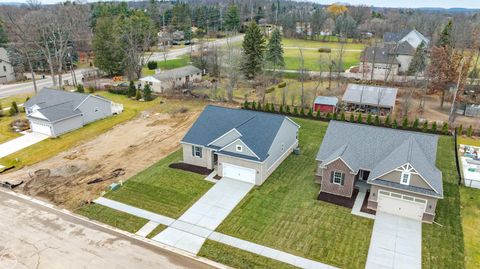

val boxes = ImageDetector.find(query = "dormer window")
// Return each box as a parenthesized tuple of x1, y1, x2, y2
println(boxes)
(236, 145, 243, 152)
(401, 171, 411, 185)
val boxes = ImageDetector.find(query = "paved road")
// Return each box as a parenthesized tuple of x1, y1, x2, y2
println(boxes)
(0, 190, 216, 269)
(150, 35, 244, 62)
(0, 69, 90, 99)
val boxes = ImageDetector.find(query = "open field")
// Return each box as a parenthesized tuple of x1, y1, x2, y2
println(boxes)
(460, 187, 480, 269)
(0, 93, 208, 209)
(284, 48, 361, 71)
(105, 150, 213, 218)
(459, 136, 480, 147)
(142, 56, 191, 76)
(282, 38, 366, 50)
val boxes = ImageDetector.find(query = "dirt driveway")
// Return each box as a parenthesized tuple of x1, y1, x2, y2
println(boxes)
(0, 109, 200, 210)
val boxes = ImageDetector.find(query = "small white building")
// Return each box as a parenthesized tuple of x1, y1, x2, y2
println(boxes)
(139, 65, 202, 93)
(0, 48, 15, 84)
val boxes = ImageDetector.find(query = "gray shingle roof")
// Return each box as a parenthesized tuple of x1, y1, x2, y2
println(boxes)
(32, 102, 82, 122)
(342, 84, 398, 108)
(383, 31, 407, 43)
(388, 41, 415, 56)
(182, 105, 295, 161)
(361, 46, 399, 65)
(150, 65, 201, 81)
(316, 121, 443, 197)
(314, 96, 338, 106)
(24, 88, 90, 109)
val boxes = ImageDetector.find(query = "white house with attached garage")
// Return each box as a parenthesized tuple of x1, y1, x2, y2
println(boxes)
(181, 105, 300, 185)
(24, 88, 123, 137)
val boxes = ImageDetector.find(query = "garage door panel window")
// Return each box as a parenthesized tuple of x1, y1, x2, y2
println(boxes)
(192, 146, 202, 158)
(330, 171, 345, 185)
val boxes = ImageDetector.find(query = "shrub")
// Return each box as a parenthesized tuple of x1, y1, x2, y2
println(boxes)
(392, 119, 398, 129)
(265, 87, 275, 94)
(402, 117, 409, 129)
(0, 104, 3, 117)
(143, 84, 153, 101)
(442, 122, 449, 134)
(431, 121, 437, 132)
(135, 89, 142, 100)
(279, 105, 284, 114)
(243, 100, 249, 109)
(332, 112, 337, 120)
(349, 113, 355, 123)
(257, 102, 262, 111)
(384, 115, 391, 127)
(251, 101, 256, 110)
(422, 121, 428, 132)
(308, 108, 313, 118)
(76, 84, 85, 93)
(412, 118, 419, 129)
(356, 113, 363, 123)
(286, 105, 290, 114)
(300, 107, 305, 116)
(277, 82, 287, 88)
(11, 101, 19, 114)
(366, 113, 372, 124)
(128, 81, 136, 97)
(147, 61, 158, 70)
(316, 109, 321, 119)
(467, 125, 473, 137)
(293, 107, 298, 116)
(9, 106, 16, 116)
(374, 115, 380, 126)
(326, 112, 332, 120)
(340, 112, 345, 121)
(458, 124, 463, 136)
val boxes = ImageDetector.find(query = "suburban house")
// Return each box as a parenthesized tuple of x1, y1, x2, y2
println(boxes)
(360, 29, 429, 75)
(181, 105, 300, 185)
(139, 65, 202, 93)
(315, 121, 443, 222)
(342, 83, 398, 115)
(0, 48, 15, 84)
(24, 88, 123, 137)
(313, 96, 338, 113)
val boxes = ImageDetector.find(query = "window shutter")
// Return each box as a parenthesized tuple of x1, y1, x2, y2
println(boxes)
(192, 145, 195, 156)
(341, 173, 345, 186)
(330, 171, 334, 183)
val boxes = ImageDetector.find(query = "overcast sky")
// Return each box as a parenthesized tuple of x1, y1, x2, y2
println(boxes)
(1, 0, 480, 9)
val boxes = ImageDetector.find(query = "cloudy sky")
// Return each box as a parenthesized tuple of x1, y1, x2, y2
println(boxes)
(1, 0, 479, 9)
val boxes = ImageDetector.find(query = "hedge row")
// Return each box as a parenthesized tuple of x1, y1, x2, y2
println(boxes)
(242, 101, 476, 137)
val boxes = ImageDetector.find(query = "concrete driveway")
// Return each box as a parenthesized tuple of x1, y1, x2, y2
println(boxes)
(366, 212, 422, 269)
(153, 178, 254, 254)
(0, 132, 49, 158)
(0, 190, 215, 269)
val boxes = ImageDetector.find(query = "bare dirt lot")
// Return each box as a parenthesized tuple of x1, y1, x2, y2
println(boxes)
(0, 108, 201, 210)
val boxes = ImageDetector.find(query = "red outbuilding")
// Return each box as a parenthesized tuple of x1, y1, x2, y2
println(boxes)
(313, 96, 338, 113)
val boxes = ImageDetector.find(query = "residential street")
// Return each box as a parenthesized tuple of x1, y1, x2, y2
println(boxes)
(0, 190, 216, 269)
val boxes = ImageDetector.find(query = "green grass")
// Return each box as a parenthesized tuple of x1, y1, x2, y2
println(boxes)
(104, 150, 213, 219)
(284, 48, 361, 71)
(142, 56, 191, 76)
(0, 92, 159, 169)
(76, 204, 148, 233)
(206, 118, 373, 269)
(460, 187, 480, 269)
(199, 240, 297, 269)
(0, 115, 23, 144)
(282, 38, 365, 50)
(458, 136, 480, 147)
(146, 224, 167, 239)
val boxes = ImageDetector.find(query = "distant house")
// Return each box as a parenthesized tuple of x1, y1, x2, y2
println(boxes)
(24, 88, 123, 137)
(0, 48, 15, 84)
(313, 96, 338, 113)
(360, 29, 429, 75)
(139, 65, 202, 93)
(181, 105, 299, 185)
(315, 121, 443, 223)
(342, 84, 398, 115)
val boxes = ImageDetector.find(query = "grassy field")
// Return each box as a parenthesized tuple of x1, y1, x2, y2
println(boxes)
(0, 92, 159, 169)
(142, 56, 191, 76)
(458, 136, 480, 147)
(460, 187, 480, 269)
(104, 150, 213, 219)
(76, 204, 148, 233)
(0, 114, 23, 144)
(203, 118, 374, 269)
(282, 38, 365, 50)
(284, 48, 361, 71)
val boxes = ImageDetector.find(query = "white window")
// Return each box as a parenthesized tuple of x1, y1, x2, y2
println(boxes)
(401, 171, 411, 185)
(333, 171, 344, 185)
(236, 145, 243, 152)
(192, 146, 202, 158)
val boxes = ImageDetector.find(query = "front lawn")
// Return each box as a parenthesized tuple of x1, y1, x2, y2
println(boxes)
(142, 56, 191, 76)
(0, 92, 158, 169)
(201, 118, 374, 269)
(460, 187, 480, 269)
(76, 203, 148, 233)
(105, 150, 213, 218)
(284, 48, 361, 71)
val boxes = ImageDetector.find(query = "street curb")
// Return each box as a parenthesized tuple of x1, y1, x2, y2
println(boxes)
(0, 188, 232, 269)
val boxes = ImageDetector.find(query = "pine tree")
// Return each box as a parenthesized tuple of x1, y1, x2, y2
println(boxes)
(326, 112, 332, 120)
(422, 121, 429, 132)
(279, 105, 284, 114)
(93, 17, 125, 76)
(366, 113, 372, 124)
(286, 105, 290, 114)
(467, 125, 473, 137)
(11, 101, 18, 114)
(412, 118, 419, 129)
(293, 107, 298, 115)
(300, 107, 305, 116)
(407, 41, 427, 75)
(356, 113, 363, 123)
(458, 124, 463, 136)
(332, 113, 337, 120)
(135, 89, 142, 100)
(257, 102, 262, 111)
(0, 104, 3, 117)
(374, 115, 380, 126)
(392, 119, 398, 129)
(442, 122, 449, 134)
(143, 84, 153, 101)
(308, 108, 313, 118)
(265, 28, 284, 75)
(431, 121, 437, 132)
(340, 112, 345, 121)
(252, 101, 257, 110)
(241, 22, 266, 79)
(349, 113, 354, 123)
(225, 4, 240, 32)
(437, 20, 454, 48)
(384, 115, 391, 127)
(9, 106, 16, 116)
(402, 117, 409, 129)
(128, 81, 136, 97)
(243, 100, 249, 109)
(77, 84, 85, 93)
(316, 110, 321, 119)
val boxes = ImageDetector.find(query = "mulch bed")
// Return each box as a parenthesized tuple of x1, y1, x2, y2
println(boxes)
(360, 191, 377, 215)
(169, 163, 213, 176)
(317, 189, 359, 208)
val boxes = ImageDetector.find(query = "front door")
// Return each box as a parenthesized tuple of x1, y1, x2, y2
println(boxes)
(358, 170, 370, 181)
(213, 153, 218, 166)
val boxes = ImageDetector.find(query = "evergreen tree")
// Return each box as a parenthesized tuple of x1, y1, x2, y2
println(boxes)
(135, 89, 142, 100)
(93, 17, 125, 76)
(257, 102, 262, 111)
(241, 22, 266, 79)
(349, 113, 354, 123)
(392, 119, 398, 129)
(77, 84, 85, 93)
(316, 110, 321, 119)
(374, 115, 380, 126)
(326, 112, 332, 120)
(128, 81, 136, 97)
(9, 106, 16, 116)
(340, 112, 345, 121)
(458, 124, 463, 136)
(243, 100, 249, 109)
(225, 4, 240, 32)
(265, 28, 285, 75)
(422, 121, 429, 132)
(11, 101, 19, 114)
(384, 115, 391, 127)
(0, 104, 3, 117)
(431, 121, 437, 132)
(300, 107, 305, 116)
(286, 105, 290, 114)
(437, 20, 454, 48)
(308, 108, 313, 118)
(356, 113, 362, 123)
(366, 113, 372, 124)
(332, 113, 337, 120)
(293, 107, 298, 115)
(407, 41, 427, 76)
(467, 125, 473, 137)
(279, 105, 284, 113)
(442, 122, 449, 134)
(402, 117, 409, 129)
(252, 101, 256, 110)
(412, 118, 419, 129)
(143, 84, 153, 101)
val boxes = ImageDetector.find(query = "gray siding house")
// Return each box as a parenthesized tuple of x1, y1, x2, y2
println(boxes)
(139, 65, 202, 93)
(181, 105, 299, 185)
(315, 121, 443, 223)
(25, 88, 123, 137)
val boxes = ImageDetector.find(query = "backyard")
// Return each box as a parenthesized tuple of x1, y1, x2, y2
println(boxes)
(142, 56, 191, 76)
(460, 187, 480, 269)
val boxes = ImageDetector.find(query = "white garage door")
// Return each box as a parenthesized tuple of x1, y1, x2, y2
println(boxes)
(222, 163, 256, 184)
(377, 190, 426, 220)
(31, 122, 53, 136)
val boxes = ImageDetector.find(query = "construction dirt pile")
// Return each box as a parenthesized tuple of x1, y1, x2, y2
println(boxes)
(0, 110, 199, 210)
